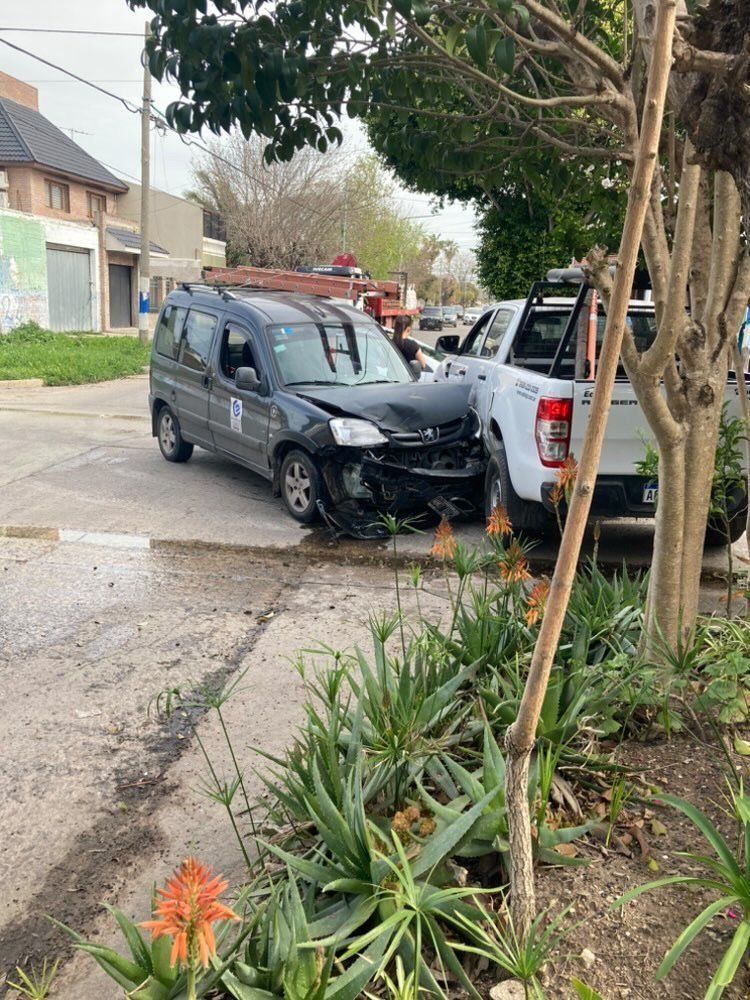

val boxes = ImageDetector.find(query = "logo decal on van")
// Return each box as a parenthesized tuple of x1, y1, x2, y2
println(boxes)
(231, 397, 243, 432)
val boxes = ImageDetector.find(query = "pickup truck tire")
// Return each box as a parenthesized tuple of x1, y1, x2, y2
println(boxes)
(280, 449, 324, 524)
(484, 445, 551, 535)
(157, 406, 194, 463)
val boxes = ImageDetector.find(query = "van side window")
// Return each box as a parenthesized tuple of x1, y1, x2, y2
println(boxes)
(179, 310, 218, 371)
(220, 323, 262, 381)
(154, 305, 187, 360)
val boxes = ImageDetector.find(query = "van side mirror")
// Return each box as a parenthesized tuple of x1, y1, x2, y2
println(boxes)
(409, 359, 422, 379)
(235, 366, 261, 392)
(436, 334, 460, 353)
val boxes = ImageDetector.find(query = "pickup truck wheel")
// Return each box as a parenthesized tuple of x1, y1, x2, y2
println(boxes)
(157, 406, 193, 463)
(484, 446, 551, 535)
(280, 450, 324, 523)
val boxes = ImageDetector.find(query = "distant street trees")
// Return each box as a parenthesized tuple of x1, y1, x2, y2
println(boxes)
(190, 136, 434, 284)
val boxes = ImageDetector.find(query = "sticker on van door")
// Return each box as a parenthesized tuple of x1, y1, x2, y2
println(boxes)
(231, 397, 243, 432)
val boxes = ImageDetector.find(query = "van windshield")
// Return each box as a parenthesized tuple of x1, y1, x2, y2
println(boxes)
(268, 322, 412, 387)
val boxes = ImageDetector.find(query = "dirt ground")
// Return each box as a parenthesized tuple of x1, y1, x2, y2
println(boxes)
(536, 738, 750, 999)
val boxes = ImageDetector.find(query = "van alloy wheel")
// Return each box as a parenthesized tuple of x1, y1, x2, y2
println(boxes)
(159, 411, 177, 455)
(285, 461, 312, 513)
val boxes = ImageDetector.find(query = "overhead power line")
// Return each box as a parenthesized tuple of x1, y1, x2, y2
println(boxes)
(0, 27, 143, 37)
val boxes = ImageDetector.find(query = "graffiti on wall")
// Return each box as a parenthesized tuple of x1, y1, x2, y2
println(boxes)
(0, 213, 49, 333)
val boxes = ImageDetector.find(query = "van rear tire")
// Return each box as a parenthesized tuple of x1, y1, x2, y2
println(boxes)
(484, 444, 551, 535)
(157, 406, 193, 463)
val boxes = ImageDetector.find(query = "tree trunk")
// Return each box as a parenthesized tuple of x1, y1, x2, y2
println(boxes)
(645, 429, 686, 648)
(504, 0, 678, 937)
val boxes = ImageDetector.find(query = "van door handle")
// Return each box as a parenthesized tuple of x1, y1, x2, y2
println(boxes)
(202, 374, 213, 389)
(478, 374, 487, 381)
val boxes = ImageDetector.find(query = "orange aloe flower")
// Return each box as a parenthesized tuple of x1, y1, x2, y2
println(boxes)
(486, 503, 512, 538)
(141, 858, 239, 971)
(525, 579, 551, 626)
(431, 518, 457, 560)
(555, 454, 578, 495)
(499, 539, 530, 585)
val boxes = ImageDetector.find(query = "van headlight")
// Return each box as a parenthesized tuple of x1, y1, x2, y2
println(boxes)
(329, 417, 388, 447)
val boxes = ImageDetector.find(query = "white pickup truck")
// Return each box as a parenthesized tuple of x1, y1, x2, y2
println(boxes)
(432, 281, 747, 541)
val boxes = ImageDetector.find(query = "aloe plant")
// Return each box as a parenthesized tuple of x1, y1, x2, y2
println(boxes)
(419, 727, 591, 866)
(615, 789, 750, 999)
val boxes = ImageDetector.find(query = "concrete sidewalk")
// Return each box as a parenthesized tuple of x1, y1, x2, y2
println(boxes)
(1, 376, 747, 574)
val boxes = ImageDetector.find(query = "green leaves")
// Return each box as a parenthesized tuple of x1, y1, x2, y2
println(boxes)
(494, 36, 515, 74)
(465, 23, 488, 69)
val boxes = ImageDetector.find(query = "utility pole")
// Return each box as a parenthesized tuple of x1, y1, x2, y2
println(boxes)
(138, 21, 151, 345)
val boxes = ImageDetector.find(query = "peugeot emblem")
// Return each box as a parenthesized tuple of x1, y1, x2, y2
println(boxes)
(420, 426, 439, 443)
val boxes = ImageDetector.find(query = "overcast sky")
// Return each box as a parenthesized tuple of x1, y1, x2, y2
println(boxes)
(0, 0, 478, 256)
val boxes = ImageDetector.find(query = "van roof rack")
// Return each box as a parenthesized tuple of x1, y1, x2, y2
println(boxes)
(179, 282, 238, 301)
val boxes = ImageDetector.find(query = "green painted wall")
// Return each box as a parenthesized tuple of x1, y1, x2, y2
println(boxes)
(0, 212, 49, 332)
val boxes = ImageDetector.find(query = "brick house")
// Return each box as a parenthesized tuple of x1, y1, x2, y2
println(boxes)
(0, 71, 170, 331)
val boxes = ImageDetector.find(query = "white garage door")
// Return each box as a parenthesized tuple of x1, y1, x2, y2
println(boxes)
(46, 245, 93, 332)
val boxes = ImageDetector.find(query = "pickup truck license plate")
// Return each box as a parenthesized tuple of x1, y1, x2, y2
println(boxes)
(642, 484, 658, 504)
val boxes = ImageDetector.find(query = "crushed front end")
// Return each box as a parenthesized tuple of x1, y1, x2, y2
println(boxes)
(320, 409, 485, 532)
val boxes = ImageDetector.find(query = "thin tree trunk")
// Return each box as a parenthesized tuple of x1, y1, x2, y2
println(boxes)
(679, 386, 723, 631)
(646, 433, 686, 649)
(504, 0, 678, 937)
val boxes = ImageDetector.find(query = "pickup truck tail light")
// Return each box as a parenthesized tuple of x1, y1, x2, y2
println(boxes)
(535, 396, 573, 467)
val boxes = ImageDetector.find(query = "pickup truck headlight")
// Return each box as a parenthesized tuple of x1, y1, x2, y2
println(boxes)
(329, 417, 388, 447)
(468, 406, 482, 438)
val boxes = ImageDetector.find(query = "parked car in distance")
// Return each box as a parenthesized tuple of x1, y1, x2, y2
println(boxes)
(149, 286, 485, 530)
(419, 306, 444, 331)
(463, 307, 482, 325)
(442, 307, 459, 328)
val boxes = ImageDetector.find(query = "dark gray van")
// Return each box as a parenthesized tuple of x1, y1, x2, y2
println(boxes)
(149, 286, 484, 526)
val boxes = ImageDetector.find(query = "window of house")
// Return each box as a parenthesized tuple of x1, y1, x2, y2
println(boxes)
(149, 276, 165, 313)
(154, 304, 187, 360)
(87, 191, 106, 218)
(44, 179, 70, 212)
(178, 310, 218, 371)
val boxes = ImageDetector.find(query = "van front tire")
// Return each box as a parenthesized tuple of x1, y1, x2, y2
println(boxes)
(157, 406, 193, 463)
(280, 450, 324, 523)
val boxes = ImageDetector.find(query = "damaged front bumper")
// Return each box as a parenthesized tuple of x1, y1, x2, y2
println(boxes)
(318, 433, 486, 538)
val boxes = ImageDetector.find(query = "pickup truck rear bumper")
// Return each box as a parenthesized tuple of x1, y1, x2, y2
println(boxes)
(541, 475, 658, 518)
(542, 475, 748, 520)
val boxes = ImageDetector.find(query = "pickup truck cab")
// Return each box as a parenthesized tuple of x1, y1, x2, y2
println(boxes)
(149, 286, 484, 530)
(433, 282, 746, 539)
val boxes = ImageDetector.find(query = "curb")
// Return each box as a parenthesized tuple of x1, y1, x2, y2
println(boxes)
(0, 406, 148, 421)
(0, 378, 44, 388)
(0, 523, 736, 582)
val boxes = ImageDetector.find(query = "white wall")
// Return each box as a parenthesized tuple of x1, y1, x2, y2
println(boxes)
(42, 216, 101, 332)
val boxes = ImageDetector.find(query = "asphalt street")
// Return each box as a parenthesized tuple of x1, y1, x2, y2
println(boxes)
(0, 532, 449, 997)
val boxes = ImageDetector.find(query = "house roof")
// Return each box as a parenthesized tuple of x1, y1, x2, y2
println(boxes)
(106, 226, 169, 256)
(0, 96, 128, 192)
